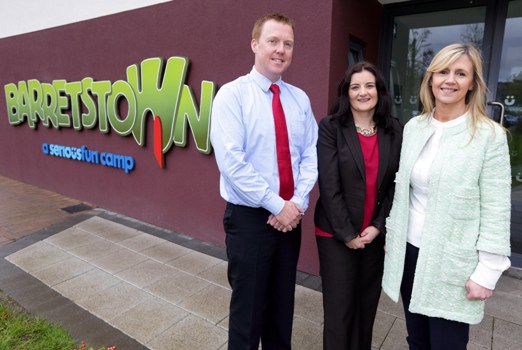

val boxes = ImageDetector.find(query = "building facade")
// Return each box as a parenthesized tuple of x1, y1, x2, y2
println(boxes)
(1, 0, 520, 274)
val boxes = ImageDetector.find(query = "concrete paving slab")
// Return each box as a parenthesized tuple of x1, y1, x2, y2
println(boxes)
(118, 232, 166, 252)
(167, 250, 223, 275)
(494, 274, 522, 297)
(67, 234, 122, 261)
(29, 254, 95, 286)
(377, 292, 405, 319)
(372, 310, 396, 349)
(178, 283, 231, 324)
(147, 314, 228, 350)
(145, 270, 210, 305)
(53, 267, 121, 302)
(90, 246, 148, 274)
(380, 317, 409, 349)
(110, 298, 189, 344)
(5, 241, 71, 272)
(468, 341, 490, 350)
(217, 316, 229, 331)
(294, 285, 323, 325)
(45, 227, 101, 250)
(77, 216, 141, 242)
(115, 259, 177, 288)
(492, 318, 522, 350)
(140, 240, 193, 263)
(197, 260, 230, 289)
(485, 289, 522, 326)
(470, 314, 494, 349)
(292, 315, 323, 350)
(80, 281, 153, 321)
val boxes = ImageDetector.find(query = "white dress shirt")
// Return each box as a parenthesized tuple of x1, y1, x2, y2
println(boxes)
(210, 67, 318, 216)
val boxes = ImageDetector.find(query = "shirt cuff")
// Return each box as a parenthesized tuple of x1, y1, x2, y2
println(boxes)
(290, 195, 307, 212)
(469, 251, 511, 290)
(263, 192, 285, 216)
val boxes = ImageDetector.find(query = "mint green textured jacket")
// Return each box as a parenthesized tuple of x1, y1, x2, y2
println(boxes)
(382, 114, 511, 325)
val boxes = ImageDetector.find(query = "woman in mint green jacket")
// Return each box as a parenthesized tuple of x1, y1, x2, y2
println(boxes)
(382, 43, 511, 350)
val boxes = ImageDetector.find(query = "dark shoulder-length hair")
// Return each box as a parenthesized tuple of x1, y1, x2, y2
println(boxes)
(331, 61, 394, 131)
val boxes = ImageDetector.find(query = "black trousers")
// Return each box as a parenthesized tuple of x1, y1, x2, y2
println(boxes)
(317, 234, 385, 350)
(224, 203, 301, 350)
(401, 243, 469, 350)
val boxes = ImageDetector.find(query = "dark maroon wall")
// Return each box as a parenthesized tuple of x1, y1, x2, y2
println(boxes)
(0, 0, 382, 275)
(0, 0, 334, 275)
(328, 0, 383, 110)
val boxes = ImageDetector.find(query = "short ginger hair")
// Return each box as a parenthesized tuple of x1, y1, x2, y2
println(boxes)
(252, 13, 295, 41)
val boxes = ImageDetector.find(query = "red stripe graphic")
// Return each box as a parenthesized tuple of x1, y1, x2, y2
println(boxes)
(154, 116, 164, 168)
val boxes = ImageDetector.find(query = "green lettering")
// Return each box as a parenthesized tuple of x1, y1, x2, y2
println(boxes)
(174, 81, 215, 154)
(107, 80, 136, 136)
(27, 80, 46, 127)
(4, 83, 21, 125)
(127, 57, 188, 151)
(41, 83, 59, 128)
(65, 81, 82, 130)
(52, 80, 70, 127)
(17, 81, 35, 128)
(90, 81, 111, 133)
(81, 78, 97, 129)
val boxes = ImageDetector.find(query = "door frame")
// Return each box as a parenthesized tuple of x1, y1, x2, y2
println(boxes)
(378, 0, 512, 104)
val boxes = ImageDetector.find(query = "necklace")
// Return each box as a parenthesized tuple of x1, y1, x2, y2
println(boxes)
(355, 124, 376, 136)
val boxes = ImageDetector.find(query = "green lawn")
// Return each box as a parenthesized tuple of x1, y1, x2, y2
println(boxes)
(0, 298, 115, 350)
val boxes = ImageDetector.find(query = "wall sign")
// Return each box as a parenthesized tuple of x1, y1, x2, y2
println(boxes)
(42, 143, 135, 173)
(4, 56, 216, 169)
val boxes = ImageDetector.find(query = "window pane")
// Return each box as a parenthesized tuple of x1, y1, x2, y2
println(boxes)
(389, 7, 486, 124)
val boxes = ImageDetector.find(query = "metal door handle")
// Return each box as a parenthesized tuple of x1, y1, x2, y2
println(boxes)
(488, 101, 505, 125)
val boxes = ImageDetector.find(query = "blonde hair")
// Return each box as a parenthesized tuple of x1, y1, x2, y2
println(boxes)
(419, 43, 493, 137)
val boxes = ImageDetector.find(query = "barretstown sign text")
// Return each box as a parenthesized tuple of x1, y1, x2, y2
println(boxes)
(4, 56, 216, 169)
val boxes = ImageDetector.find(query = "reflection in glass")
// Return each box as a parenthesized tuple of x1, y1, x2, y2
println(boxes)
(497, 2, 522, 189)
(497, 0, 522, 254)
(389, 7, 486, 124)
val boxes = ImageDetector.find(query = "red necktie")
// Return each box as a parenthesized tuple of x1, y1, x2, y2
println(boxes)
(270, 84, 294, 200)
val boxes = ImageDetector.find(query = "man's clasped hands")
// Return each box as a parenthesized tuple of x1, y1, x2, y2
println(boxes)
(267, 201, 303, 232)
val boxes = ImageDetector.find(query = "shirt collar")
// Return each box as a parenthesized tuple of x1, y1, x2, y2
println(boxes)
(250, 66, 282, 92)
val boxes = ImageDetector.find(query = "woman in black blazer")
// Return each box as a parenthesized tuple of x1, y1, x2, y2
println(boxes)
(314, 61, 402, 350)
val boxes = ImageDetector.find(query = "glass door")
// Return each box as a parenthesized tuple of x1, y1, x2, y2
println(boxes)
(493, 0, 522, 263)
(388, 5, 487, 124)
(382, 0, 522, 265)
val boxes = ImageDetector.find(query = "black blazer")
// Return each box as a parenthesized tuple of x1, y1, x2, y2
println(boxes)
(314, 115, 403, 243)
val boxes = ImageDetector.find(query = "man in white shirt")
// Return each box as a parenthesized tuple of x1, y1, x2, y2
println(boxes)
(210, 12, 318, 350)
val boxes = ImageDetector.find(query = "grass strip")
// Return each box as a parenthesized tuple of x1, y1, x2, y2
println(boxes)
(0, 303, 76, 349)
(0, 301, 115, 350)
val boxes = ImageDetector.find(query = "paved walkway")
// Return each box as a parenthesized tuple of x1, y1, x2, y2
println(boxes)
(0, 175, 521, 349)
